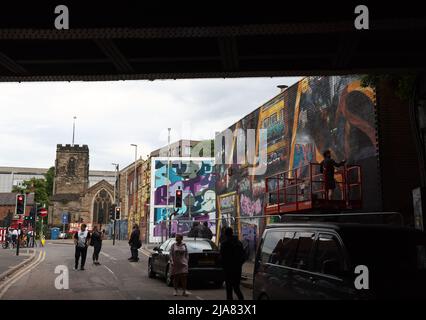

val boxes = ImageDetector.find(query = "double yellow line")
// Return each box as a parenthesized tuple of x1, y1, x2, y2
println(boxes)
(0, 250, 46, 299)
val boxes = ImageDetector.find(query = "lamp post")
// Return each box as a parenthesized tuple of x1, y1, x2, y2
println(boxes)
(166, 128, 171, 240)
(112, 163, 119, 245)
(130, 144, 138, 230)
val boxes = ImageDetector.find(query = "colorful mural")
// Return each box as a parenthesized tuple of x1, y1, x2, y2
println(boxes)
(149, 157, 216, 243)
(216, 75, 380, 258)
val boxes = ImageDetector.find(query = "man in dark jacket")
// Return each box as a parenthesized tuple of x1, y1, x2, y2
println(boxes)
(128, 224, 141, 262)
(220, 227, 245, 300)
(320, 149, 345, 200)
(187, 221, 202, 237)
(201, 221, 213, 240)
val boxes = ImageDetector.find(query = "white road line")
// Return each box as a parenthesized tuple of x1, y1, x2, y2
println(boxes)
(103, 265, 118, 280)
(138, 248, 151, 257)
(100, 252, 117, 261)
(196, 296, 204, 300)
(0, 250, 46, 298)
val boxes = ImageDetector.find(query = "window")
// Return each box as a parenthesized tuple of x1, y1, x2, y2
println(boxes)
(292, 232, 315, 270)
(273, 232, 297, 267)
(263, 117, 270, 129)
(160, 239, 171, 251)
(270, 113, 277, 124)
(261, 231, 284, 264)
(314, 234, 344, 276)
(93, 189, 112, 224)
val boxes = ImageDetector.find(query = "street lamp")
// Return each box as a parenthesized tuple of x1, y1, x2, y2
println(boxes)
(111, 163, 119, 245)
(130, 144, 138, 228)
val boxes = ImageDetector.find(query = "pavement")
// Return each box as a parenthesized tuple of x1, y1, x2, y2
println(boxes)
(0, 246, 36, 281)
(0, 241, 252, 300)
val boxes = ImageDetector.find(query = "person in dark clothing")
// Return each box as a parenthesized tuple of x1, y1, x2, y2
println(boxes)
(73, 224, 91, 270)
(220, 227, 245, 300)
(91, 225, 103, 265)
(187, 222, 202, 238)
(320, 150, 346, 200)
(201, 221, 213, 240)
(128, 224, 141, 262)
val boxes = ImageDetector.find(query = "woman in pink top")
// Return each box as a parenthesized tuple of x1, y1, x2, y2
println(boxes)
(170, 234, 189, 296)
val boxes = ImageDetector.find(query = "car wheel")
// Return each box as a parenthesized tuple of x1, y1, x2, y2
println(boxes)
(148, 259, 156, 278)
(165, 265, 173, 287)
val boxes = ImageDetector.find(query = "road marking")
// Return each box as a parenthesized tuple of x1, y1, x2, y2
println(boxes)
(138, 248, 151, 257)
(100, 252, 117, 261)
(0, 250, 46, 298)
(102, 265, 119, 280)
(196, 296, 204, 300)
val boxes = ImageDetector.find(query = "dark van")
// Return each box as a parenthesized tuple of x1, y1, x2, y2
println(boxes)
(253, 220, 426, 299)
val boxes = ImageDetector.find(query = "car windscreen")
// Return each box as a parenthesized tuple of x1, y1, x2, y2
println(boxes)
(184, 240, 219, 253)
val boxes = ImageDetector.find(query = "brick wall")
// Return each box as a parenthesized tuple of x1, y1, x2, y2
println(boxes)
(377, 80, 422, 226)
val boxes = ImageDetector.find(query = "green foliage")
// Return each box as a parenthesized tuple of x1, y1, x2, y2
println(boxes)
(45, 167, 55, 197)
(13, 177, 49, 206)
(360, 74, 417, 101)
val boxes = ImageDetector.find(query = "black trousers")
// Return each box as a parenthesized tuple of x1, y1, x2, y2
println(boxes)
(93, 243, 102, 261)
(225, 270, 244, 300)
(75, 245, 88, 268)
(130, 246, 139, 260)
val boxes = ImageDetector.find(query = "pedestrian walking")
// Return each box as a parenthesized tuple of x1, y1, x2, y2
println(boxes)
(320, 150, 346, 200)
(201, 221, 213, 240)
(220, 227, 245, 300)
(128, 224, 141, 262)
(73, 224, 91, 270)
(90, 225, 103, 265)
(169, 234, 189, 296)
(11, 229, 18, 248)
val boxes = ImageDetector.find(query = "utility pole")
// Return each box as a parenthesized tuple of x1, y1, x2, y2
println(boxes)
(112, 163, 119, 245)
(166, 128, 171, 240)
(131, 144, 138, 230)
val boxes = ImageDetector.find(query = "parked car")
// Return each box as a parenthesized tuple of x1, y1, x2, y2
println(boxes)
(253, 220, 426, 300)
(148, 237, 224, 287)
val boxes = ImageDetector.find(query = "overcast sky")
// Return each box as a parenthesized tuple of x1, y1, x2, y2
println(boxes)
(0, 77, 301, 171)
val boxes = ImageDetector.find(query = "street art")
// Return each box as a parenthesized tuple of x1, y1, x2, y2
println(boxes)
(149, 157, 216, 243)
(216, 75, 380, 259)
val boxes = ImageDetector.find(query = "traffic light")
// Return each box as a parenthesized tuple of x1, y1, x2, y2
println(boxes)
(109, 204, 116, 221)
(115, 207, 121, 220)
(175, 189, 183, 208)
(15, 194, 26, 215)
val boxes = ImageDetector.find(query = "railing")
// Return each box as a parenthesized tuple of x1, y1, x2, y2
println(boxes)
(265, 162, 362, 213)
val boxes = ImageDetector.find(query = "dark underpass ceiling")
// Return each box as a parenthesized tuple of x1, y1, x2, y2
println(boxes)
(0, 3, 424, 81)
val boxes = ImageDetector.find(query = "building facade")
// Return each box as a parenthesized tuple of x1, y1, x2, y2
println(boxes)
(50, 144, 115, 230)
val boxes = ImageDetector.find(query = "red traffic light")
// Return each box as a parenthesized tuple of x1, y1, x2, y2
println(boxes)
(176, 190, 182, 196)
(17, 195, 23, 201)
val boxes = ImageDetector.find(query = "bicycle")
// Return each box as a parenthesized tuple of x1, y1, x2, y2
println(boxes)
(2, 240, 9, 249)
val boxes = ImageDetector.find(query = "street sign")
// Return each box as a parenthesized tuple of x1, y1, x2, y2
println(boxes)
(61, 212, 69, 224)
(39, 208, 48, 217)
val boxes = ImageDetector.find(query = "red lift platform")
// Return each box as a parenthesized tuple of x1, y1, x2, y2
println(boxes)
(265, 163, 362, 215)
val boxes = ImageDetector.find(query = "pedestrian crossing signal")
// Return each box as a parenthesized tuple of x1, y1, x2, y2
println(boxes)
(175, 189, 182, 208)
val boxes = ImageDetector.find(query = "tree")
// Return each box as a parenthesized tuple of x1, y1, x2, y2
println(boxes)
(12, 177, 49, 206)
(45, 167, 55, 197)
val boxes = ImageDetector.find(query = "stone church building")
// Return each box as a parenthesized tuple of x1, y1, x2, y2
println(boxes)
(50, 144, 115, 230)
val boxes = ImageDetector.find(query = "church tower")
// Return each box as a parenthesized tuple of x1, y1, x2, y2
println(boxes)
(51, 144, 89, 225)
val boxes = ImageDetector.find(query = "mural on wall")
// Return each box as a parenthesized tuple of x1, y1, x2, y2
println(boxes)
(216, 75, 380, 258)
(149, 157, 216, 243)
